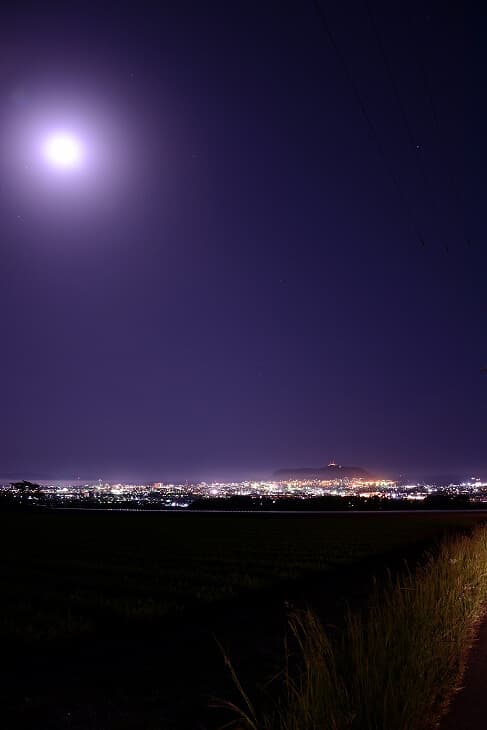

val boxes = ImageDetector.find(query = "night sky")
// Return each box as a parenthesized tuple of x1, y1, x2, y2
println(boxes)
(0, 1, 481, 482)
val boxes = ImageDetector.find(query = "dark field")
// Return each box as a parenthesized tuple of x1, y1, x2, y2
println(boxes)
(1, 510, 486, 729)
(2, 510, 486, 644)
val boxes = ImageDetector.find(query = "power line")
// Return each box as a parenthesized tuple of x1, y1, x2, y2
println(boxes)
(311, 0, 427, 248)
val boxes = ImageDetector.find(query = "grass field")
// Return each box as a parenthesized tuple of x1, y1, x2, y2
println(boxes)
(1, 510, 486, 729)
(229, 525, 487, 730)
(0, 510, 485, 645)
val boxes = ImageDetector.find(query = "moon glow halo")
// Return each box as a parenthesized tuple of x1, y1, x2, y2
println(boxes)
(42, 132, 84, 169)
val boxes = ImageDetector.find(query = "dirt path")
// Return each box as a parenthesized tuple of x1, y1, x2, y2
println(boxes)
(440, 616, 487, 730)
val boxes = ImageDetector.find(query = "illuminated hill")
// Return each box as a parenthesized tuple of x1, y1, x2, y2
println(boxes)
(274, 460, 371, 481)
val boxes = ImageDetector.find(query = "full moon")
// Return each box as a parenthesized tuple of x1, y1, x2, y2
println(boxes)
(42, 132, 84, 169)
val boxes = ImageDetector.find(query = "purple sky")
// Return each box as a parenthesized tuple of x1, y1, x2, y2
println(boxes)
(0, 1, 481, 482)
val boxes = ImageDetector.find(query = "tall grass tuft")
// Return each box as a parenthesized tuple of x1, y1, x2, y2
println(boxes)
(222, 525, 487, 730)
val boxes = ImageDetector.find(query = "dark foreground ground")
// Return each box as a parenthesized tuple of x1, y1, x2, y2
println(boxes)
(1, 510, 486, 729)
(440, 612, 487, 730)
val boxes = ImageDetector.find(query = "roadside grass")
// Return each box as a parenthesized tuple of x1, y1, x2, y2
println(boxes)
(223, 525, 487, 730)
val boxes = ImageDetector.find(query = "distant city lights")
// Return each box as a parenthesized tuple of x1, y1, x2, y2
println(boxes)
(2, 476, 487, 508)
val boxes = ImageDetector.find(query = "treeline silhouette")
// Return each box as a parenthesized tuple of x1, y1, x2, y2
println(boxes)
(190, 494, 475, 511)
